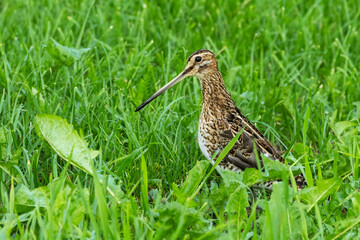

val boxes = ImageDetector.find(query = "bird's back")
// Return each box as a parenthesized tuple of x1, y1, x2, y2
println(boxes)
(198, 98, 284, 171)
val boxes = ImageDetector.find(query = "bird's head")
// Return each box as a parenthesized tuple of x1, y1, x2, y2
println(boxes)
(135, 49, 218, 112)
(183, 49, 218, 77)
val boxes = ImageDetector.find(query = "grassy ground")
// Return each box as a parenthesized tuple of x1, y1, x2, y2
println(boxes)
(1, 0, 360, 238)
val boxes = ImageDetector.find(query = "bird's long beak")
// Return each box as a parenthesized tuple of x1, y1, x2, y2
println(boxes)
(135, 69, 188, 112)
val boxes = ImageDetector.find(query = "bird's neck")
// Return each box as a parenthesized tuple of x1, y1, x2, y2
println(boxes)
(198, 70, 233, 105)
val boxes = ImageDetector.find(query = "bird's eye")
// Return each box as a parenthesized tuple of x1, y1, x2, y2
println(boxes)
(195, 56, 202, 62)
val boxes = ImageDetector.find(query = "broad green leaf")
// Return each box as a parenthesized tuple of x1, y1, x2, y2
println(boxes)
(154, 202, 208, 240)
(15, 184, 48, 209)
(46, 38, 90, 66)
(225, 186, 249, 216)
(35, 114, 97, 174)
(299, 177, 342, 212)
(220, 156, 296, 188)
(219, 167, 260, 188)
(242, 168, 261, 186)
(260, 157, 302, 182)
(292, 143, 310, 155)
(202, 183, 229, 209)
(15, 179, 87, 230)
(173, 160, 209, 204)
(219, 169, 243, 187)
(263, 156, 288, 172)
(333, 121, 357, 137)
(34, 114, 125, 203)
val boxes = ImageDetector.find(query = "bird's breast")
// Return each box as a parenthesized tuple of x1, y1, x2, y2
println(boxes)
(198, 117, 222, 162)
(198, 127, 212, 161)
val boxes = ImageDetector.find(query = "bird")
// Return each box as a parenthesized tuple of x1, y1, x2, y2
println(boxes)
(135, 49, 305, 189)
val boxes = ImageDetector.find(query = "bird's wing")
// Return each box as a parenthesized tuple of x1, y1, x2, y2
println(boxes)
(218, 107, 306, 190)
(219, 107, 284, 170)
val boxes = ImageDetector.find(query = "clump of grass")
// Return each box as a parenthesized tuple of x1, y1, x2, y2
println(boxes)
(1, 0, 360, 238)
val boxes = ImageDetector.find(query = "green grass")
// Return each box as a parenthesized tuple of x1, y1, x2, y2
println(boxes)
(1, 0, 360, 238)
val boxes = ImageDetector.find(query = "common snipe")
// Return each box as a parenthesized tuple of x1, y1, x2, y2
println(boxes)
(135, 49, 305, 189)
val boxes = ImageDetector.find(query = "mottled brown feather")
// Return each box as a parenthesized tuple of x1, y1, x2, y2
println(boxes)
(135, 49, 306, 190)
(191, 51, 305, 189)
